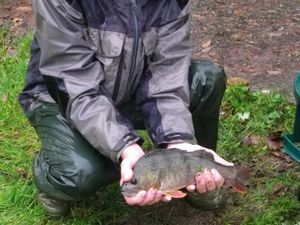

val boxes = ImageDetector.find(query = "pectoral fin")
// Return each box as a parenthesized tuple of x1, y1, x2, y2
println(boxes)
(164, 190, 187, 198)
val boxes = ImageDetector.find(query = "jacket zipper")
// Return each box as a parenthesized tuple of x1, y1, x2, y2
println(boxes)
(112, 52, 124, 101)
(126, 0, 139, 98)
(112, 0, 139, 101)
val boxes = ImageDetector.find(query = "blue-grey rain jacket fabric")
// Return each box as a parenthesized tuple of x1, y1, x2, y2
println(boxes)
(19, 0, 195, 163)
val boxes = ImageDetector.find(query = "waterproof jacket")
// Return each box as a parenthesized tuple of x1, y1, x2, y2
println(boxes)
(19, 0, 196, 163)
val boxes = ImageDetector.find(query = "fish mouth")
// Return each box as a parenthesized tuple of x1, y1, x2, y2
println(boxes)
(121, 183, 139, 197)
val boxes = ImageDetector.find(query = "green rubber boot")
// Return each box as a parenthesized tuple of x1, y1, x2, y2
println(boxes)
(37, 192, 70, 219)
(185, 188, 226, 211)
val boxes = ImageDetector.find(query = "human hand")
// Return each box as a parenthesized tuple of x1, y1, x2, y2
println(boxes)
(120, 143, 171, 205)
(167, 142, 234, 193)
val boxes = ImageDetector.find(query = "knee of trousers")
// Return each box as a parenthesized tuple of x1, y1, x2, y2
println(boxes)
(34, 152, 110, 200)
(189, 59, 227, 114)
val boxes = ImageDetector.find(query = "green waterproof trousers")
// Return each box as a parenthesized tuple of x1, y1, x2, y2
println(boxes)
(27, 59, 227, 201)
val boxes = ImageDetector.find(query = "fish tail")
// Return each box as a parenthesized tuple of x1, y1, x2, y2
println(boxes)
(227, 165, 251, 194)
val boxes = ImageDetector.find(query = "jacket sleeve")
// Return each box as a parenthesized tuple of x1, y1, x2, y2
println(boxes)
(32, 0, 142, 163)
(136, 1, 196, 145)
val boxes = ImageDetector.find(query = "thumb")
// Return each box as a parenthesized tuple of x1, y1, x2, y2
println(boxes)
(202, 149, 234, 166)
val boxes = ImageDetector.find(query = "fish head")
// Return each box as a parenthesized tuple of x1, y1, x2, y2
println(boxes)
(121, 177, 142, 197)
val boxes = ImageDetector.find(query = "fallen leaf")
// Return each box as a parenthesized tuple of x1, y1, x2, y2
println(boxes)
(202, 40, 212, 48)
(227, 77, 249, 86)
(266, 137, 282, 151)
(192, 14, 205, 21)
(274, 161, 288, 172)
(294, 172, 300, 179)
(16, 167, 28, 179)
(283, 155, 294, 163)
(267, 70, 281, 75)
(7, 46, 17, 56)
(271, 151, 281, 157)
(16, 6, 32, 13)
(257, 154, 268, 161)
(201, 47, 211, 53)
(269, 32, 282, 37)
(1, 93, 8, 102)
(242, 135, 261, 145)
(272, 182, 284, 195)
(234, 8, 245, 17)
(13, 18, 23, 26)
(231, 33, 242, 41)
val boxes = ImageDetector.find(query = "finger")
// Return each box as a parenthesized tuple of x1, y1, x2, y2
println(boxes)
(125, 191, 147, 205)
(139, 188, 157, 206)
(196, 173, 206, 193)
(119, 177, 124, 186)
(147, 190, 163, 205)
(120, 160, 134, 183)
(186, 184, 196, 192)
(161, 195, 172, 202)
(203, 169, 216, 191)
(211, 169, 225, 187)
(206, 150, 234, 166)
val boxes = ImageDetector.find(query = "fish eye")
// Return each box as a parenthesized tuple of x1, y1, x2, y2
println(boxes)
(131, 178, 138, 185)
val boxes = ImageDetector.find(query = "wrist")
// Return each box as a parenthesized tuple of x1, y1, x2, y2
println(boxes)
(121, 143, 144, 160)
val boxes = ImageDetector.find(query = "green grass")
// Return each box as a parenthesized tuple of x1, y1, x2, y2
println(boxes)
(1, 29, 300, 224)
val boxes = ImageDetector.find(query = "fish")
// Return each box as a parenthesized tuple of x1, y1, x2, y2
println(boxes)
(121, 148, 250, 198)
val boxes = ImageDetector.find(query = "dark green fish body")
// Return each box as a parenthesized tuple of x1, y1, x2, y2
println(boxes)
(121, 148, 250, 197)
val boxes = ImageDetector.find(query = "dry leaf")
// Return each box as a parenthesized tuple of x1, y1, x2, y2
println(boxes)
(7, 46, 17, 56)
(267, 70, 281, 75)
(13, 18, 23, 26)
(271, 151, 281, 157)
(266, 137, 282, 151)
(234, 9, 245, 17)
(1, 93, 8, 102)
(16, 167, 28, 179)
(201, 47, 211, 53)
(269, 32, 282, 37)
(16, 6, 32, 13)
(227, 77, 249, 86)
(242, 135, 261, 145)
(283, 155, 294, 163)
(202, 40, 212, 48)
(272, 182, 284, 195)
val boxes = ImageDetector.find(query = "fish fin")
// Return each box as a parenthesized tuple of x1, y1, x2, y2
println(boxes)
(228, 165, 251, 194)
(164, 190, 187, 198)
(228, 179, 247, 194)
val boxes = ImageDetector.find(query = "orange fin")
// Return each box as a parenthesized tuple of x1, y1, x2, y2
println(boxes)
(164, 190, 187, 198)
(228, 179, 247, 194)
(228, 165, 251, 194)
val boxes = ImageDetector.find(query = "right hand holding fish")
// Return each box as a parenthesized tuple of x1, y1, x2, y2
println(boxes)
(167, 142, 234, 193)
(120, 143, 172, 205)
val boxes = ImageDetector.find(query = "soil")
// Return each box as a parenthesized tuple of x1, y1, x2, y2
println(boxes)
(190, 0, 300, 99)
(1, 0, 300, 224)
(1, 0, 299, 97)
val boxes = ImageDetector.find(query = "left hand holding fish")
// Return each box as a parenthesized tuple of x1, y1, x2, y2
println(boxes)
(120, 143, 172, 205)
(167, 142, 234, 194)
